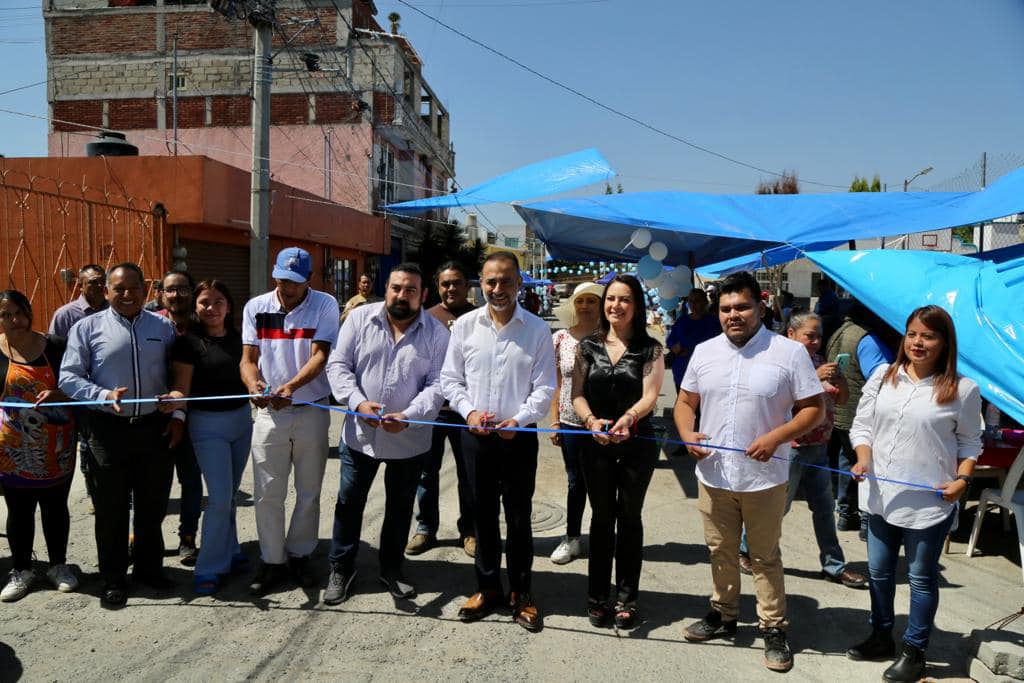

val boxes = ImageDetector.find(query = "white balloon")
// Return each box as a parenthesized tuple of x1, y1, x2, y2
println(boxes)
(631, 228, 652, 249)
(648, 241, 668, 261)
(658, 279, 679, 299)
(670, 265, 692, 283)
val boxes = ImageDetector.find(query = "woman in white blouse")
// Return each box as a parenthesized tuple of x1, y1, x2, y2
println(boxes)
(846, 305, 982, 683)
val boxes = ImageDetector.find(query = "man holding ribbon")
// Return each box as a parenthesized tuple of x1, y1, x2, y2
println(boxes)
(322, 263, 448, 604)
(441, 251, 556, 632)
(241, 247, 340, 596)
(675, 270, 824, 672)
(59, 262, 184, 608)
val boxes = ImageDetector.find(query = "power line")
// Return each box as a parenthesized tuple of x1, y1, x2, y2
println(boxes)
(0, 79, 48, 97)
(396, 0, 847, 190)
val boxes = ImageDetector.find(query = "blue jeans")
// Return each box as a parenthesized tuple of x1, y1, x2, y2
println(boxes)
(739, 444, 846, 577)
(189, 406, 252, 576)
(829, 428, 864, 529)
(867, 509, 956, 649)
(329, 445, 424, 576)
(414, 411, 474, 539)
(559, 424, 588, 538)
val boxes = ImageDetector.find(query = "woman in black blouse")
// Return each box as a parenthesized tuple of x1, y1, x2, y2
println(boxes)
(571, 275, 665, 629)
(165, 280, 252, 595)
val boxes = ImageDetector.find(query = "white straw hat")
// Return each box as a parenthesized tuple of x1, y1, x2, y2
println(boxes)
(554, 282, 605, 328)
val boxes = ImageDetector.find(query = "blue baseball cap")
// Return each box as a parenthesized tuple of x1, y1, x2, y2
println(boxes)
(272, 247, 312, 283)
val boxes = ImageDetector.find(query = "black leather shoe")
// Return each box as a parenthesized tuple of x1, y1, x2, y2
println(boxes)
(837, 515, 862, 531)
(249, 562, 287, 596)
(101, 582, 128, 609)
(288, 556, 316, 588)
(883, 642, 925, 682)
(684, 610, 738, 642)
(131, 570, 175, 590)
(847, 629, 895, 661)
(379, 574, 416, 599)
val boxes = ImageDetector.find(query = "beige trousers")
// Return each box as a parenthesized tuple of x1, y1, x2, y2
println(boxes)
(698, 482, 788, 629)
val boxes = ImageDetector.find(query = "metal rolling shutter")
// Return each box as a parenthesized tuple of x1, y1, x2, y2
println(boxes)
(181, 240, 250, 327)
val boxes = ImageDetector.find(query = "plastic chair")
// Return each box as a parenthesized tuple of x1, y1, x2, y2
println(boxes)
(965, 446, 1024, 583)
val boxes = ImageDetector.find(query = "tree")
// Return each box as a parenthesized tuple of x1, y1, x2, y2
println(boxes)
(408, 219, 488, 306)
(849, 174, 881, 192)
(756, 170, 799, 195)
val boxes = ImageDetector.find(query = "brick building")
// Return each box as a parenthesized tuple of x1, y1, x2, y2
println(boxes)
(43, 0, 456, 281)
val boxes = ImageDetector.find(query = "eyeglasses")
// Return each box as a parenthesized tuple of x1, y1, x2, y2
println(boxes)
(163, 287, 191, 294)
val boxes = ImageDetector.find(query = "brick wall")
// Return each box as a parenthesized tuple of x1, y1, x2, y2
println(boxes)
(52, 100, 103, 132)
(211, 95, 251, 127)
(165, 12, 251, 51)
(270, 8, 337, 47)
(52, 14, 156, 54)
(316, 93, 363, 125)
(108, 98, 157, 130)
(174, 97, 206, 129)
(270, 94, 309, 126)
(373, 93, 395, 125)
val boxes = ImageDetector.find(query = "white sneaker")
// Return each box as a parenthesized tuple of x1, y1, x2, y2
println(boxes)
(550, 537, 582, 565)
(46, 564, 79, 593)
(0, 569, 36, 602)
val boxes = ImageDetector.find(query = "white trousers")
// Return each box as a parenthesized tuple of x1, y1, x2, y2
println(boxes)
(251, 404, 330, 564)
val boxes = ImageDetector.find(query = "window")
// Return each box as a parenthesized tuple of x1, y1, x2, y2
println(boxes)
(504, 237, 519, 249)
(167, 74, 186, 91)
(379, 146, 397, 206)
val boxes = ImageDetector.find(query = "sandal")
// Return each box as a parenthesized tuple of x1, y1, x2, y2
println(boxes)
(614, 602, 638, 630)
(587, 597, 610, 627)
(194, 574, 220, 596)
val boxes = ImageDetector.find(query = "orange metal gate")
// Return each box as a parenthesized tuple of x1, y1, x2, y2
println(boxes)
(0, 170, 166, 332)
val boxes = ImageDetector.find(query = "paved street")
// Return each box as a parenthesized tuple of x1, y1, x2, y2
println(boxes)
(0, 357, 1020, 681)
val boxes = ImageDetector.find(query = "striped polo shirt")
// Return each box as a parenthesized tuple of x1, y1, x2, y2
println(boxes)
(241, 288, 340, 403)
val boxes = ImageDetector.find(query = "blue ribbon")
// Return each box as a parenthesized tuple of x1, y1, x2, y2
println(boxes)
(2, 392, 944, 495)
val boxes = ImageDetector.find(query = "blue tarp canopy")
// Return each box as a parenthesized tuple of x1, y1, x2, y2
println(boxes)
(806, 249, 1024, 426)
(697, 240, 848, 279)
(516, 167, 1024, 267)
(520, 273, 552, 287)
(383, 148, 615, 214)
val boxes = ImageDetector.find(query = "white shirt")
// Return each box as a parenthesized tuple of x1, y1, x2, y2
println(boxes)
(327, 302, 448, 460)
(682, 325, 823, 492)
(441, 303, 556, 427)
(850, 364, 983, 529)
(241, 288, 340, 403)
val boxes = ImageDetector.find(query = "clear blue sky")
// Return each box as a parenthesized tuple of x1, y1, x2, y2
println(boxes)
(2, 0, 1023, 229)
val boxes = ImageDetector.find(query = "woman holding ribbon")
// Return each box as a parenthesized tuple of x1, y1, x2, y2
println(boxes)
(548, 282, 603, 565)
(847, 305, 982, 682)
(0, 289, 78, 602)
(571, 275, 664, 629)
(166, 280, 252, 595)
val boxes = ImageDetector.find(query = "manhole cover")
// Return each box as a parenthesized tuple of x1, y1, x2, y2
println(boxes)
(530, 500, 566, 533)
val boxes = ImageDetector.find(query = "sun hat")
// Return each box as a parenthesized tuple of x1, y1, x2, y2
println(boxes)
(554, 282, 605, 328)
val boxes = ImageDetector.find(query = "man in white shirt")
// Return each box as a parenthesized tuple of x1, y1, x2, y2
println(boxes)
(441, 252, 556, 632)
(240, 247, 340, 596)
(674, 271, 824, 673)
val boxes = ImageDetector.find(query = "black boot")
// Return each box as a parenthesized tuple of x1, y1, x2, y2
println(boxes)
(847, 629, 895, 661)
(883, 642, 925, 682)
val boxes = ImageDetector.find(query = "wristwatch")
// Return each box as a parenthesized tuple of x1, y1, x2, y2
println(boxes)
(956, 474, 973, 484)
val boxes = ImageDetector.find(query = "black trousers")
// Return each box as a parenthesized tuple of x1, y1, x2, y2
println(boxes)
(462, 429, 538, 594)
(2, 477, 73, 571)
(580, 436, 659, 604)
(85, 411, 174, 585)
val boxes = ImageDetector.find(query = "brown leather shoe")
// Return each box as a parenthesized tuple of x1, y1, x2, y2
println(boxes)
(458, 590, 501, 622)
(462, 536, 477, 558)
(824, 568, 868, 589)
(405, 533, 436, 556)
(509, 592, 541, 632)
(739, 553, 753, 576)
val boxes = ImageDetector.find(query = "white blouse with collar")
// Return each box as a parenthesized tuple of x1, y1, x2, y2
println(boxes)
(850, 364, 983, 530)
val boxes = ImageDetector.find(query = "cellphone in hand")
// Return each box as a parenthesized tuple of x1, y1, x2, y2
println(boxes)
(836, 353, 851, 373)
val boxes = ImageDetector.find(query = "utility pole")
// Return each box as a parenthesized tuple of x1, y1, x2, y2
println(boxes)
(209, 0, 275, 297)
(171, 37, 178, 156)
(250, 7, 273, 297)
(979, 152, 988, 253)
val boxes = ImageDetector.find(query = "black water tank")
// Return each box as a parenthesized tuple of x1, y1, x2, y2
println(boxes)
(85, 131, 139, 157)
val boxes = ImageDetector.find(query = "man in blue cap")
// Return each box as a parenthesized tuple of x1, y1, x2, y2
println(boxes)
(240, 247, 340, 595)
